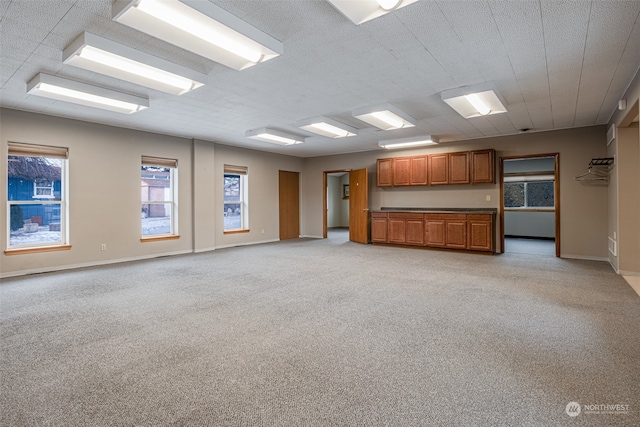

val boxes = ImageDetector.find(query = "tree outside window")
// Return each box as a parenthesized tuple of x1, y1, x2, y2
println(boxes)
(504, 181, 554, 208)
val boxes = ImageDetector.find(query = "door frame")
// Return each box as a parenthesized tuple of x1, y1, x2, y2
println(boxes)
(499, 153, 560, 257)
(323, 169, 350, 238)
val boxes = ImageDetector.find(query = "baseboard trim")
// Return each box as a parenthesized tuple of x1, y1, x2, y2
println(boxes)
(561, 254, 609, 262)
(300, 235, 323, 239)
(0, 249, 193, 279)
(215, 238, 280, 250)
(619, 270, 640, 276)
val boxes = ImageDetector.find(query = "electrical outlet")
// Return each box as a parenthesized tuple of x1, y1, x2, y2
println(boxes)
(101, 243, 107, 251)
(486, 195, 491, 201)
(261, 229, 265, 234)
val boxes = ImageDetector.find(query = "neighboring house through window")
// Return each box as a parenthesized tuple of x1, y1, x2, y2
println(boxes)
(224, 165, 248, 232)
(141, 156, 178, 238)
(7, 142, 68, 250)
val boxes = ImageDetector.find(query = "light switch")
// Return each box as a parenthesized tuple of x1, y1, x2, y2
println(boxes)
(485, 195, 491, 201)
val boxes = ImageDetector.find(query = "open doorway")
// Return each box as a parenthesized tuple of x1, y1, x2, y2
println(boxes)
(323, 170, 349, 241)
(500, 154, 560, 257)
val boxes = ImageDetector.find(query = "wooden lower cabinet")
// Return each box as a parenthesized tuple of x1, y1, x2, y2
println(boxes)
(467, 214, 492, 251)
(425, 214, 467, 249)
(372, 211, 493, 253)
(371, 212, 388, 243)
(388, 213, 424, 245)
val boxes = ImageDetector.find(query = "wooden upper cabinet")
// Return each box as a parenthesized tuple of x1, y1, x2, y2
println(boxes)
(393, 157, 411, 186)
(377, 158, 393, 187)
(449, 151, 470, 184)
(471, 149, 495, 184)
(410, 155, 428, 186)
(429, 153, 449, 185)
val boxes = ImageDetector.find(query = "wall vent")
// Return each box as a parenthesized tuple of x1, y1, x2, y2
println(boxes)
(607, 125, 616, 146)
(608, 236, 617, 256)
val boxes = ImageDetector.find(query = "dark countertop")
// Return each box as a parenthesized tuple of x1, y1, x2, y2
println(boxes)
(375, 207, 497, 214)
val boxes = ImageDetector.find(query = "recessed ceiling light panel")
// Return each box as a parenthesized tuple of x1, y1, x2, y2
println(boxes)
(352, 103, 416, 130)
(113, 0, 283, 71)
(245, 128, 305, 145)
(327, 0, 419, 25)
(27, 73, 148, 114)
(441, 84, 507, 118)
(63, 32, 206, 95)
(379, 135, 439, 149)
(295, 117, 358, 138)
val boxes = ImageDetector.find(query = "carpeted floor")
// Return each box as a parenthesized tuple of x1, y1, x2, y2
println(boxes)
(1, 234, 639, 426)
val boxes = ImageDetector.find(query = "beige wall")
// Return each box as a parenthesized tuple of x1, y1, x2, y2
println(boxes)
(302, 126, 609, 259)
(1, 109, 303, 277)
(607, 68, 640, 275)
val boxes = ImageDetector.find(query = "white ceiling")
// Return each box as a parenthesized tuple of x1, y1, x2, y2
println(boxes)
(1, 0, 639, 158)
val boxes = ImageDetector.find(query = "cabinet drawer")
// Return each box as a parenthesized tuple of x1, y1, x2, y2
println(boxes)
(425, 213, 466, 220)
(371, 212, 388, 218)
(467, 214, 491, 221)
(389, 212, 424, 220)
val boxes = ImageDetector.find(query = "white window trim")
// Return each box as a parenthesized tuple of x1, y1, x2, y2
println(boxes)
(141, 161, 178, 238)
(223, 172, 249, 231)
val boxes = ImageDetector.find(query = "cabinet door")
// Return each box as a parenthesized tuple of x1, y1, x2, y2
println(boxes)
(425, 219, 446, 246)
(371, 215, 388, 243)
(445, 220, 467, 248)
(393, 157, 411, 186)
(406, 218, 425, 245)
(471, 150, 495, 184)
(467, 215, 492, 251)
(410, 156, 428, 186)
(449, 152, 470, 184)
(429, 154, 449, 185)
(377, 158, 393, 187)
(388, 217, 407, 244)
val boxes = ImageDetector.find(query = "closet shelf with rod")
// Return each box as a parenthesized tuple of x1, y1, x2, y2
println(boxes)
(574, 157, 613, 183)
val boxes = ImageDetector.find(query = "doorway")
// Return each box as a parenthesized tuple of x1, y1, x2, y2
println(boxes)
(323, 168, 369, 243)
(500, 154, 560, 257)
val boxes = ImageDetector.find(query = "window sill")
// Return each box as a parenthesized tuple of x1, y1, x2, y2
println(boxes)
(504, 208, 555, 212)
(224, 229, 250, 235)
(140, 235, 180, 243)
(5, 244, 72, 256)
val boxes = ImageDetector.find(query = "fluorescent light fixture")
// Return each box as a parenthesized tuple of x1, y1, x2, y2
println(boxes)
(295, 117, 358, 138)
(113, 0, 283, 71)
(352, 103, 416, 130)
(245, 128, 305, 145)
(441, 84, 507, 118)
(327, 0, 419, 25)
(379, 135, 439, 149)
(63, 32, 206, 95)
(27, 73, 148, 114)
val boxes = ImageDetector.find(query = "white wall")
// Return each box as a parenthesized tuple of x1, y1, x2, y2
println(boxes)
(504, 211, 555, 238)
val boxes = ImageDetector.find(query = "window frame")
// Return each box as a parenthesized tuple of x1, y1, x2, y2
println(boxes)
(140, 156, 178, 240)
(33, 178, 55, 199)
(223, 165, 249, 233)
(6, 142, 69, 253)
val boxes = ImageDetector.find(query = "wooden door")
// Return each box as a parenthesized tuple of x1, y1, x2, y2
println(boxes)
(393, 158, 411, 186)
(429, 154, 449, 185)
(349, 168, 369, 244)
(279, 170, 299, 240)
(449, 152, 470, 184)
(376, 159, 393, 187)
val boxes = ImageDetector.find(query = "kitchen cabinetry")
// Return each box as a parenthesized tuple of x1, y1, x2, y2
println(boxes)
(377, 158, 393, 187)
(371, 212, 388, 243)
(467, 214, 492, 251)
(377, 149, 494, 187)
(372, 210, 494, 253)
(471, 149, 495, 184)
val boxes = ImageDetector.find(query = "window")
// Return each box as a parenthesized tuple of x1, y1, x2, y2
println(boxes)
(504, 178, 554, 209)
(7, 142, 68, 250)
(141, 156, 177, 238)
(224, 165, 248, 232)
